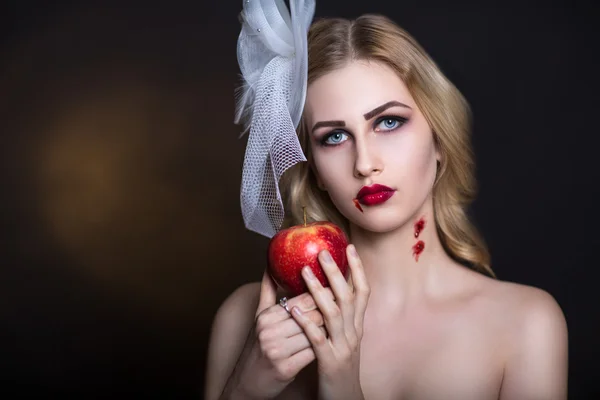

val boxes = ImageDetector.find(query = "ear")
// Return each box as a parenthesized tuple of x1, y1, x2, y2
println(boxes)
(434, 150, 442, 175)
(432, 133, 443, 185)
(432, 132, 444, 168)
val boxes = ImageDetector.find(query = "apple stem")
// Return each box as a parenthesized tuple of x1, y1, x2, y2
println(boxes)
(303, 206, 307, 227)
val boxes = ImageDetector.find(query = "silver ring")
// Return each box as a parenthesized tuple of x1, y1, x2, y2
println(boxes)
(279, 297, 291, 315)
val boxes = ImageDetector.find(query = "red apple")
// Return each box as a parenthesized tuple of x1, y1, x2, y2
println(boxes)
(268, 220, 349, 296)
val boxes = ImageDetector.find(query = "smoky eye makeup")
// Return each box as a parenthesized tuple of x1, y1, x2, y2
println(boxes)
(373, 115, 409, 132)
(317, 129, 350, 146)
(315, 115, 410, 147)
(312, 111, 411, 147)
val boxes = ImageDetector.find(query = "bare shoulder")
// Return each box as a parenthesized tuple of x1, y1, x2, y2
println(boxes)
(465, 274, 568, 398)
(211, 282, 262, 338)
(498, 279, 567, 344)
(452, 268, 567, 338)
(476, 274, 566, 329)
(205, 282, 261, 400)
(498, 281, 569, 398)
(468, 272, 568, 362)
(217, 282, 261, 317)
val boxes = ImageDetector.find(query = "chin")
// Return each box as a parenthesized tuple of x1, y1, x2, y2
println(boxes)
(360, 216, 408, 233)
(339, 193, 434, 234)
(345, 207, 411, 234)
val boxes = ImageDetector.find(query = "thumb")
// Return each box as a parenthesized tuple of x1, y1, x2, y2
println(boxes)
(256, 269, 277, 316)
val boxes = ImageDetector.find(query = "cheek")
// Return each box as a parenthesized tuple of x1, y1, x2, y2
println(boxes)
(377, 129, 437, 186)
(312, 145, 352, 184)
(311, 146, 356, 206)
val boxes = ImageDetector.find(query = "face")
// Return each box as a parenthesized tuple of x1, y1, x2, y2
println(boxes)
(304, 60, 439, 233)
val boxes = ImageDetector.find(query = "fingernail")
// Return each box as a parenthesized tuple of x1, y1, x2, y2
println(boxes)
(292, 307, 302, 316)
(303, 266, 314, 280)
(321, 250, 332, 263)
(349, 244, 358, 258)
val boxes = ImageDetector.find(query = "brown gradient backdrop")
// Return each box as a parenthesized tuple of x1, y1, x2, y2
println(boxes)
(1, 1, 263, 397)
(1, 0, 599, 398)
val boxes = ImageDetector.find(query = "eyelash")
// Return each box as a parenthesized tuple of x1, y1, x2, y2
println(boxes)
(319, 115, 408, 147)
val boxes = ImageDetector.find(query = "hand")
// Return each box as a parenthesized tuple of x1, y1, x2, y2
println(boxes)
(290, 244, 370, 400)
(223, 271, 332, 400)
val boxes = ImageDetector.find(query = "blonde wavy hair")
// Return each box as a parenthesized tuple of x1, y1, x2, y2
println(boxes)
(279, 15, 495, 278)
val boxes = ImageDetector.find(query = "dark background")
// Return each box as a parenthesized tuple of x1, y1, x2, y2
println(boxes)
(1, 0, 598, 398)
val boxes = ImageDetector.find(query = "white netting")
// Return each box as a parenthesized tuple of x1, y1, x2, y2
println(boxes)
(235, 0, 315, 238)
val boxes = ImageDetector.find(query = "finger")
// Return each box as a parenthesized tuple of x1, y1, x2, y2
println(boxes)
(275, 347, 315, 381)
(263, 331, 312, 361)
(264, 310, 324, 339)
(261, 315, 328, 342)
(290, 289, 334, 312)
(302, 266, 345, 345)
(319, 250, 353, 299)
(347, 244, 370, 335)
(262, 289, 334, 326)
(284, 327, 328, 355)
(291, 306, 333, 361)
(319, 250, 356, 337)
(257, 270, 277, 316)
(282, 327, 328, 356)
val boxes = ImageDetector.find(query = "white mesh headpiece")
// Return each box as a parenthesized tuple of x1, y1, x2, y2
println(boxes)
(235, 0, 315, 238)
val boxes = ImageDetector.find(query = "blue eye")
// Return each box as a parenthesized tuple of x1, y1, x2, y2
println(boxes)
(322, 131, 348, 145)
(375, 116, 407, 132)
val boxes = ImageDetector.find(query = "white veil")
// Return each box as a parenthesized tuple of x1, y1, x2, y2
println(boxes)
(235, 0, 316, 238)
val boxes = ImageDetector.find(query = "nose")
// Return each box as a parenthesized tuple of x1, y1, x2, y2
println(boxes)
(353, 136, 383, 178)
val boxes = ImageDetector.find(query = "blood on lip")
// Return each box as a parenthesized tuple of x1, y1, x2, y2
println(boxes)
(353, 198, 364, 212)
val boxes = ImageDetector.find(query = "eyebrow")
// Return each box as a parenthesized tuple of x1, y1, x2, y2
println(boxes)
(311, 100, 411, 134)
(311, 120, 345, 133)
(363, 100, 411, 120)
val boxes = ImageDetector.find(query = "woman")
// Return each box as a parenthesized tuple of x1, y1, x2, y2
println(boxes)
(205, 13, 568, 400)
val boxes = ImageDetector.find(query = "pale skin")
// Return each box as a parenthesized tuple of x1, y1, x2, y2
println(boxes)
(205, 60, 569, 399)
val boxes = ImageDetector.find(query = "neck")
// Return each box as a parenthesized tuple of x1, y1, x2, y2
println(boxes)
(349, 199, 458, 314)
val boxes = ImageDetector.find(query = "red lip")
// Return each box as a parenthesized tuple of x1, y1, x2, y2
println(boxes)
(356, 184, 396, 206)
